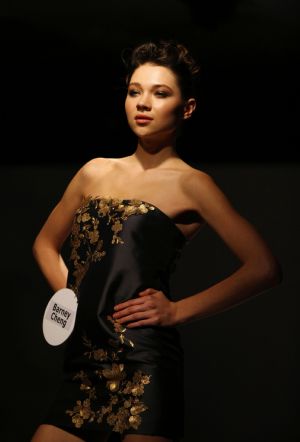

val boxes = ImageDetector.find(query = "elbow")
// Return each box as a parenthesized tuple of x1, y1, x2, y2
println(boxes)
(270, 264, 283, 286)
(32, 238, 39, 259)
(259, 257, 283, 287)
(32, 235, 43, 258)
(32, 235, 60, 258)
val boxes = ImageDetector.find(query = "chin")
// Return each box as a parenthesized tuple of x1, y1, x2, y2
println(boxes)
(132, 127, 154, 136)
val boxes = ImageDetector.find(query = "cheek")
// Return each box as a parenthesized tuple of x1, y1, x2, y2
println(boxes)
(124, 98, 133, 115)
(124, 99, 129, 115)
(158, 102, 182, 121)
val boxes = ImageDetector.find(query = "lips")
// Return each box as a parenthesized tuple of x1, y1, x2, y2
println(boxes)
(134, 114, 153, 121)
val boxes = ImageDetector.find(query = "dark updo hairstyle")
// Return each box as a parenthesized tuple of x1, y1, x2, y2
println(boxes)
(121, 39, 201, 102)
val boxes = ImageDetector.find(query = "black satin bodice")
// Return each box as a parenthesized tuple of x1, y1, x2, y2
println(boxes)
(64, 195, 187, 366)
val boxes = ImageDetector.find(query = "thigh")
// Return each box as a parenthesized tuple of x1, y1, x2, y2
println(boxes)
(31, 424, 85, 442)
(31, 424, 111, 442)
(122, 435, 173, 442)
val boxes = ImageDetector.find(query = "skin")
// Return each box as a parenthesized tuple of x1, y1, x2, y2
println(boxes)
(125, 62, 195, 148)
(31, 62, 282, 442)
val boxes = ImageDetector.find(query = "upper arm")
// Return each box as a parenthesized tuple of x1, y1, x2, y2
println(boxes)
(187, 171, 280, 274)
(33, 158, 104, 251)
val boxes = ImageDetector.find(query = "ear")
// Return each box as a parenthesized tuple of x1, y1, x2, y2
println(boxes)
(183, 98, 197, 120)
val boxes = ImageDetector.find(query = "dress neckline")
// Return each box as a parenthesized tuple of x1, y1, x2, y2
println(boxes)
(82, 195, 187, 243)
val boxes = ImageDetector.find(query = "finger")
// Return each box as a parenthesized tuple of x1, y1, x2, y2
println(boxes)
(113, 303, 148, 319)
(114, 298, 145, 311)
(117, 310, 153, 324)
(127, 317, 157, 328)
(138, 288, 157, 296)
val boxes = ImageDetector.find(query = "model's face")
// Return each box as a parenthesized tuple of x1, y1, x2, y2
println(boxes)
(125, 63, 188, 139)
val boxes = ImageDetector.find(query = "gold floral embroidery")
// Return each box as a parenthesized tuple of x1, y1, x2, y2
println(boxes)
(66, 197, 155, 432)
(107, 314, 135, 349)
(66, 315, 152, 433)
(68, 196, 155, 295)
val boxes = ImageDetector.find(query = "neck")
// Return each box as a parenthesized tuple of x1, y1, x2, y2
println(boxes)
(131, 135, 180, 170)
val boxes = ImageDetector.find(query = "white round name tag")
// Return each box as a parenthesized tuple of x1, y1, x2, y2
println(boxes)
(42, 288, 78, 346)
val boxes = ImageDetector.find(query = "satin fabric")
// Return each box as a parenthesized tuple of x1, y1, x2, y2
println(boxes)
(42, 197, 187, 442)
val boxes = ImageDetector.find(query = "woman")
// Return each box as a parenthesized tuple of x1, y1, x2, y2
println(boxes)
(31, 39, 282, 442)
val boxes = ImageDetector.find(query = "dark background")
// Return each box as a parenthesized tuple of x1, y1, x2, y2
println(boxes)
(0, 1, 299, 441)
(1, 163, 298, 442)
(1, 0, 299, 163)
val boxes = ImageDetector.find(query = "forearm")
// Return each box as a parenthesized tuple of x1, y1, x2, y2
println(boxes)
(32, 243, 68, 292)
(174, 264, 281, 326)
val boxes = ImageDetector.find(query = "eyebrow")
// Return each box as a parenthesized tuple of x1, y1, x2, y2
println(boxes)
(128, 82, 173, 91)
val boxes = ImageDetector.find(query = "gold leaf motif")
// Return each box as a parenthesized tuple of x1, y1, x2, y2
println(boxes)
(138, 203, 149, 214)
(124, 399, 132, 408)
(129, 414, 142, 429)
(66, 316, 152, 433)
(130, 403, 147, 415)
(141, 374, 151, 385)
(93, 348, 108, 361)
(81, 212, 91, 222)
(111, 219, 123, 234)
(66, 196, 155, 432)
(68, 196, 155, 294)
(66, 398, 95, 427)
(124, 205, 138, 215)
(88, 229, 99, 244)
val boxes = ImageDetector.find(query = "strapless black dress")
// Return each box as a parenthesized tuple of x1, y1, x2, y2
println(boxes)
(42, 196, 187, 442)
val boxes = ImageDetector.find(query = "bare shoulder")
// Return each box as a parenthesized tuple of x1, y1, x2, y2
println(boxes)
(73, 156, 119, 191)
(56, 157, 111, 209)
(78, 157, 112, 179)
(181, 165, 216, 192)
(181, 167, 236, 219)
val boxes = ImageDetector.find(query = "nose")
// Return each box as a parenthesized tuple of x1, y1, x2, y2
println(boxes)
(136, 92, 151, 110)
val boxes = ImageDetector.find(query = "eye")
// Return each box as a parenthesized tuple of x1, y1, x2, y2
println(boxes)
(128, 89, 139, 96)
(155, 91, 169, 97)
